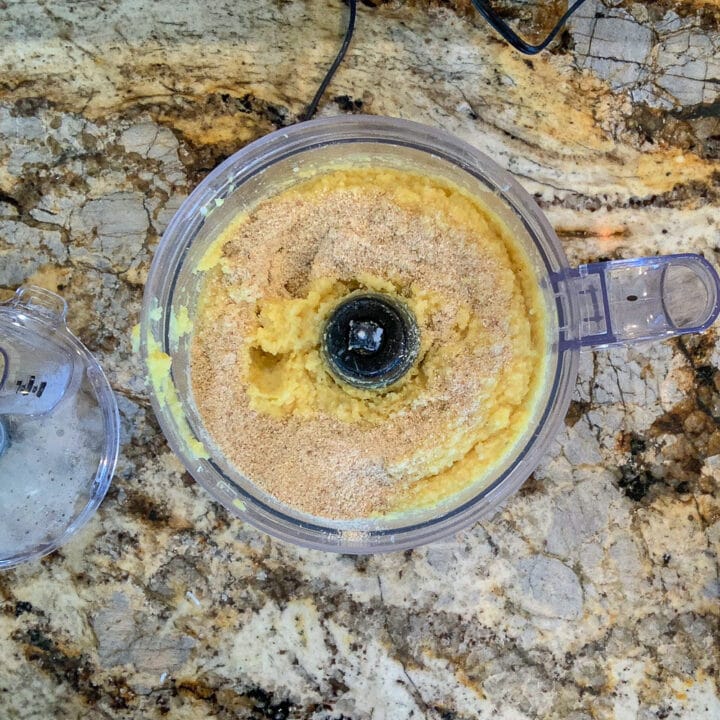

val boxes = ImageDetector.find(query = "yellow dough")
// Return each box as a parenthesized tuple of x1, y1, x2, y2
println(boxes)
(190, 167, 547, 520)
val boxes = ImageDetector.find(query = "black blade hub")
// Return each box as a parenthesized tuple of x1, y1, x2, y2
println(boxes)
(322, 293, 420, 389)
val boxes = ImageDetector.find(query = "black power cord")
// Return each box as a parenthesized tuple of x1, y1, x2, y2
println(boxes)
(471, 0, 590, 55)
(301, 0, 358, 121)
(303, 0, 591, 120)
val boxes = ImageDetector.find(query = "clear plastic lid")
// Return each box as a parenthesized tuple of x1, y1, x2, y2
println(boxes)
(0, 286, 119, 569)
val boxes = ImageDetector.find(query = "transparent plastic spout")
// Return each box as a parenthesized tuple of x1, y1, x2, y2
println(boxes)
(0, 286, 79, 417)
(556, 254, 720, 349)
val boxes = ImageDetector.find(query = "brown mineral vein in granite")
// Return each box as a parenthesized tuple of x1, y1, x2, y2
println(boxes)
(0, 0, 719, 718)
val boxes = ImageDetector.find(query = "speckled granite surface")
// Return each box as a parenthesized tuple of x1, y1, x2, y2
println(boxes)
(1, 1, 719, 718)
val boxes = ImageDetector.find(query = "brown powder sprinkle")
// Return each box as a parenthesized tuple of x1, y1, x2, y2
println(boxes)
(190, 168, 545, 520)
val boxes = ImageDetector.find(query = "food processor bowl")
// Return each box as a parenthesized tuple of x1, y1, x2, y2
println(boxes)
(141, 116, 720, 553)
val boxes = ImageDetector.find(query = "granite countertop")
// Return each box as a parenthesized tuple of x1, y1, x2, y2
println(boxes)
(1, 1, 719, 718)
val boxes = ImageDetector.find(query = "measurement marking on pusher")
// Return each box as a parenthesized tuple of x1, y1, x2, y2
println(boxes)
(15, 375, 47, 398)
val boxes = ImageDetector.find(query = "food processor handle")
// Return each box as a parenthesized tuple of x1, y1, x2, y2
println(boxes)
(557, 254, 720, 349)
(0, 286, 78, 416)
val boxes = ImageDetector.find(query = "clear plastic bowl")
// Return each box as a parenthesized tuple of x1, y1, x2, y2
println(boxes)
(141, 116, 719, 553)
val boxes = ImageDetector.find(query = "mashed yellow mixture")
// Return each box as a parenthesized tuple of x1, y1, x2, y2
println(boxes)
(190, 167, 547, 520)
